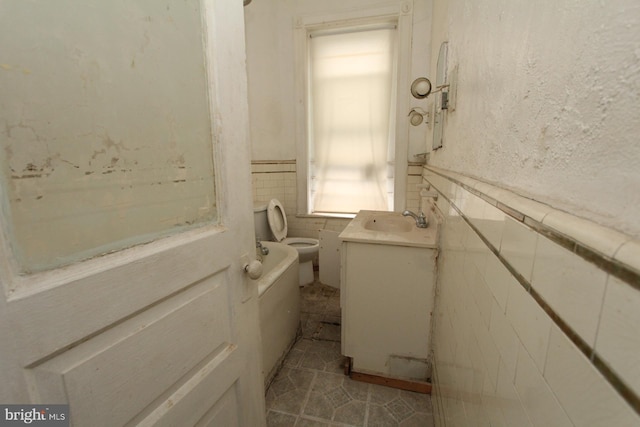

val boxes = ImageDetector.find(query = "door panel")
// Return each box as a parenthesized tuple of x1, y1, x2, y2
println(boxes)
(193, 384, 240, 427)
(31, 272, 231, 426)
(0, 0, 265, 425)
(136, 352, 242, 427)
(7, 228, 233, 367)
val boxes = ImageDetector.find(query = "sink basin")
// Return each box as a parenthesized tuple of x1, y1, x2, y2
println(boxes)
(364, 216, 413, 232)
(339, 210, 438, 249)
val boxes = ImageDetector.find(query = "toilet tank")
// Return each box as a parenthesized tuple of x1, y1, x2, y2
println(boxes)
(253, 202, 272, 241)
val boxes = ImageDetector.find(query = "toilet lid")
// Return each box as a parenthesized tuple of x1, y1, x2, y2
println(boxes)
(267, 199, 287, 242)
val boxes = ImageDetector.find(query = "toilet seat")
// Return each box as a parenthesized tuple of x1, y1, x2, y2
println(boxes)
(282, 237, 317, 247)
(267, 199, 288, 242)
(266, 198, 319, 286)
(282, 237, 318, 263)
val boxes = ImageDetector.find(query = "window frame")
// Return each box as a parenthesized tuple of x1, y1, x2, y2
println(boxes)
(294, 3, 414, 216)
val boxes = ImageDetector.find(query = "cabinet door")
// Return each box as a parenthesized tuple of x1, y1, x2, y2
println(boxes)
(342, 242, 436, 379)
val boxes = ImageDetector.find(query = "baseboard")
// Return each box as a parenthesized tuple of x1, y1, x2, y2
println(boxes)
(349, 370, 432, 394)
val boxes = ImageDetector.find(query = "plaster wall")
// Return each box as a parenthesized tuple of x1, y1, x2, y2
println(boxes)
(428, 0, 640, 238)
(244, 0, 433, 162)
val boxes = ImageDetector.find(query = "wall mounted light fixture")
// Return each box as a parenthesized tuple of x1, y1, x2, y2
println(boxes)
(408, 107, 429, 126)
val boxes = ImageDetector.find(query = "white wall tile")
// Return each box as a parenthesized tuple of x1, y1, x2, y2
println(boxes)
(460, 189, 486, 221)
(407, 164, 422, 174)
(531, 235, 608, 346)
(434, 192, 450, 216)
(596, 275, 640, 397)
(468, 333, 487, 384)
(495, 361, 533, 426)
(464, 226, 491, 275)
(478, 202, 507, 250)
(462, 244, 480, 291)
(544, 325, 640, 426)
(433, 175, 455, 200)
(424, 174, 441, 193)
(514, 344, 572, 427)
(433, 305, 456, 366)
(472, 309, 501, 389)
(452, 338, 474, 400)
(448, 300, 469, 360)
(407, 174, 422, 184)
(451, 184, 469, 212)
(429, 167, 640, 427)
(481, 370, 506, 427)
(431, 367, 445, 427)
(505, 282, 551, 371)
(470, 272, 494, 329)
(499, 216, 538, 282)
(450, 293, 475, 367)
(489, 301, 520, 381)
(483, 255, 515, 312)
(440, 212, 467, 252)
(459, 353, 490, 427)
(443, 393, 467, 427)
(324, 218, 350, 232)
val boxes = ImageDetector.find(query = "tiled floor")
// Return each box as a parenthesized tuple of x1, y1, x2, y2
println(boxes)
(265, 276, 434, 427)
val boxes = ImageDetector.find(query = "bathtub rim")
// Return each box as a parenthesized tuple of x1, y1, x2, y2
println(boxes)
(256, 241, 298, 297)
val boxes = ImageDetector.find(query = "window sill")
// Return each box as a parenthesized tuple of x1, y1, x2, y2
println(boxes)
(296, 213, 356, 219)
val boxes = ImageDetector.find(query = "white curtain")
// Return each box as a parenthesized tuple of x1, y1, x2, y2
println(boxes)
(309, 27, 396, 214)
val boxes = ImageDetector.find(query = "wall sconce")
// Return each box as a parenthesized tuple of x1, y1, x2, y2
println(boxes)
(410, 78, 432, 99)
(408, 107, 429, 126)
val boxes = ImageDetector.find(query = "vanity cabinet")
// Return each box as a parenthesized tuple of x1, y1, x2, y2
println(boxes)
(339, 211, 438, 382)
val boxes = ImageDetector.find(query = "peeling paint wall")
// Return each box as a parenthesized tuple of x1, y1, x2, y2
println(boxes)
(0, 1, 217, 272)
(428, 0, 640, 238)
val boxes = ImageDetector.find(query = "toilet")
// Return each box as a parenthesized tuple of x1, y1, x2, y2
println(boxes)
(253, 199, 319, 286)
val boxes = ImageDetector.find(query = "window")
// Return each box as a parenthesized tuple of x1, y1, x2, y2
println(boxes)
(307, 26, 397, 215)
(294, 6, 413, 217)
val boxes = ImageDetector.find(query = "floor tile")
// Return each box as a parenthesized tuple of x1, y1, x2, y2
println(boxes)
(369, 384, 401, 405)
(295, 417, 331, 427)
(267, 410, 298, 427)
(303, 391, 335, 421)
(385, 398, 414, 422)
(333, 400, 366, 425)
(399, 411, 435, 427)
(367, 405, 399, 426)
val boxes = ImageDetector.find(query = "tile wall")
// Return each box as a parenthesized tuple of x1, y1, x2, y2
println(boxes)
(423, 166, 640, 426)
(251, 161, 423, 238)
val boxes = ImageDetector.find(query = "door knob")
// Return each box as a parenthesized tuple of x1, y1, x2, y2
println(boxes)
(243, 259, 263, 279)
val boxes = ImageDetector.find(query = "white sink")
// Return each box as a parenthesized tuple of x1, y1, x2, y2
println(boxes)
(340, 210, 438, 248)
(363, 216, 413, 232)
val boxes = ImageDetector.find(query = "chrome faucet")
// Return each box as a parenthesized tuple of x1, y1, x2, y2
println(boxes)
(256, 240, 269, 255)
(402, 210, 429, 228)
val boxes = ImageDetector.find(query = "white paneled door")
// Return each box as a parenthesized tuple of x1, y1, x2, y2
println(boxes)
(0, 1, 265, 426)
